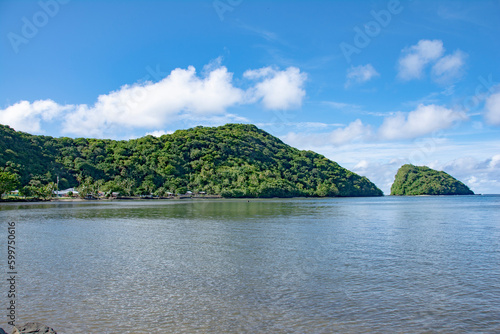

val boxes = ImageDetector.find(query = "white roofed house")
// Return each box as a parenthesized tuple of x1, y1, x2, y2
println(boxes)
(10, 190, 19, 195)
(54, 188, 78, 197)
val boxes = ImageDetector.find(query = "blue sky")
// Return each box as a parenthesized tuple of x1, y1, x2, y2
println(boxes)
(1, 0, 499, 194)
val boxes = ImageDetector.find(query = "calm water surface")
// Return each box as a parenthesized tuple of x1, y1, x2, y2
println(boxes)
(1, 196, 499, 333)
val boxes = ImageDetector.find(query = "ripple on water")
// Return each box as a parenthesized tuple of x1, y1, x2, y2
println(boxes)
(1, 197, 499, 333)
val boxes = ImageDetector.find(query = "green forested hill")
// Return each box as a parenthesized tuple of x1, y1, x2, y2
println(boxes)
(391, 164, 473, 196)
(0, 123, 383, 197)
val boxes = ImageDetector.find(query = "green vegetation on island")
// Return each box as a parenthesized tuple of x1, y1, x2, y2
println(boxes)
(0, 123, 383, 199)
(390, 164, 474, 196)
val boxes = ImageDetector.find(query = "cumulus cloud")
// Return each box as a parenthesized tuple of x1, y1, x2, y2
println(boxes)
(329, 119, 372, 145)
(442, 155, 500, 194)
(0, 100, 71, 134)
(0, 63, 307, 137)
(398, 39, 445, 80)
(62, 66, 245, 137)
(397, 39, 467, 84)
(280, 103, 466, 149)
(431, 50, 467, 84)
(485, 91, 500, 125)
(345, 64, 379, 87)
(379, 104, 467, 140)
(244, 66, 307, 110)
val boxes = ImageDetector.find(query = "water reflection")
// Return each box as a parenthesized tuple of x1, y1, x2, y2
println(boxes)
(0, 197, 499, 333)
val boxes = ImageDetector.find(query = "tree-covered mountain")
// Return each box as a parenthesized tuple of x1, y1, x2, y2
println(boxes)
(0, 123, 383, 198)
(391, 164, 473, 196)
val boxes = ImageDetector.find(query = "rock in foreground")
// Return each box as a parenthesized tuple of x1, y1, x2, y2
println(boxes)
(12, 323, 57, 334)
(391, 164, 474, 196)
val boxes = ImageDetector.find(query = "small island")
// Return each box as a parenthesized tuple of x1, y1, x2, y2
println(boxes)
(391, 164, 474, 196)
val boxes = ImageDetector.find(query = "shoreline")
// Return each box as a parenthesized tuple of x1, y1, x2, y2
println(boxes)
(1, 194, 490, 204)
(0, 195, 223, 203)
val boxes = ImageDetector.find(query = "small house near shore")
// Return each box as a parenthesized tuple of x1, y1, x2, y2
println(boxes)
(54, 188, 78, 197)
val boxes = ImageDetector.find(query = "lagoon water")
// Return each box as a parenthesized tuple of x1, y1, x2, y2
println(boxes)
(1, 196, 500, 333)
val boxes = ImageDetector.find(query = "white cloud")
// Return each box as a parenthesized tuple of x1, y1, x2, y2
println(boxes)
(244, 66, 307, 110)
(442, 155, 500, 194)
(379, 104, 467, 140)
(146, 130, 174, 137)
(0, 63, 308, 138)
(431, 50, 467, 84)
(329, 119, 371, 145)
(397, 40, 467, 84)
(63, 65, 245, 137)
(354, 160, 369, 169)
(398, 39, 445, 80)
(490, 154, 500, 169)
(279, 103, 466, 148)
(345, 64, 379, 87)
(485, 91, 500, 125)
(0, 100, 70, 134)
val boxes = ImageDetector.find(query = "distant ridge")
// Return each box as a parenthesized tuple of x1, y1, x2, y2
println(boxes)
(0, 123, 383, 198)
(391, 164, 473, 196)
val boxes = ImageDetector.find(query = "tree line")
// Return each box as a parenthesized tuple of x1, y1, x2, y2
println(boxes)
(0, 123, 383, 199)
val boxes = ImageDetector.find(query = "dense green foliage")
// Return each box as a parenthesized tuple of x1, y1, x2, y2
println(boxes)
(391, 164, 473, 196)
(0, 123, 383, 198)
(0, 169, 20, 196)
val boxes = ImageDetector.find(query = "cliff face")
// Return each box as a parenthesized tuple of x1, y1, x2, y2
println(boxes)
(0, 123, 383, 198)
(391, 164, 474, 196)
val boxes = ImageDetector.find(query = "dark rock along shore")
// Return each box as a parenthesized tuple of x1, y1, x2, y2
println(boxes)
(1, 322, 57, 334)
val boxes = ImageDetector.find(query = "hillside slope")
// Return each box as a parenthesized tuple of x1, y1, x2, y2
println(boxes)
(0, 123, 383, 197)
(391, 164, 473, 196)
